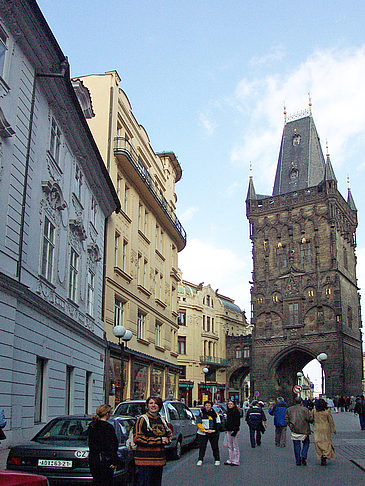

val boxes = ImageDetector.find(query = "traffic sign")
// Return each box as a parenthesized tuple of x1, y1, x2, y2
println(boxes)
(254, 391, 260, 397)
(293, 384, 303, 394)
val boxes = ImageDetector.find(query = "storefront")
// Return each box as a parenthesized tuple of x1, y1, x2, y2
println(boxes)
(178, 381, 194, 407)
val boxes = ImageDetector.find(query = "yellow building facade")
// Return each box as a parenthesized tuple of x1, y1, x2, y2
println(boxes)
(78, 71, 186, 405)
(177, 279, 251, 406)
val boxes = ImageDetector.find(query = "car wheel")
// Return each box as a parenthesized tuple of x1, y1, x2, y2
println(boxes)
(172, 437, 182, 460)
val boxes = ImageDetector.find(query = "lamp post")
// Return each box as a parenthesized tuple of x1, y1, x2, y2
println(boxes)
(113, 326, 133, 402)
(296, 371, 303, 398)
(316, 352, 328, 397)
(203, 367, 209, 400)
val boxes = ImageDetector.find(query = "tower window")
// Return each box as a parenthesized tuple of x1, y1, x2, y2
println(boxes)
(300, 240, 312, 265)
(288, 303, 299, 326)
(276, 245, 287, 268)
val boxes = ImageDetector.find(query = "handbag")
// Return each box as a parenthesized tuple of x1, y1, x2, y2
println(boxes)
(0, 428, 6, 440)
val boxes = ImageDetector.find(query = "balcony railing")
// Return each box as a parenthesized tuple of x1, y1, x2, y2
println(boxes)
(200, 356, 228, 367)
(114, 137, 186, 245)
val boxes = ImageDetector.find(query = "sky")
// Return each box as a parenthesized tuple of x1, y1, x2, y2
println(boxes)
(37, 1, 365, 361)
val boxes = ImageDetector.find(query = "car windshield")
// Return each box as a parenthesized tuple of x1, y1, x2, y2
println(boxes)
(114, 402, 145, 417)
(34, 418, 90, 443)
(213, 405, 222, 413)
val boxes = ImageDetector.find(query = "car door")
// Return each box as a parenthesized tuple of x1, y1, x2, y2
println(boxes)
(173, 402, 195, 446)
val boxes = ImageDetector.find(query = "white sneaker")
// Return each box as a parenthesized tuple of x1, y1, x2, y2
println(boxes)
(215, 461, 220, 466)
(196, 460, 203, 466)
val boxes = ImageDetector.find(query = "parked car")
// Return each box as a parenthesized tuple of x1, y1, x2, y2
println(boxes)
(113, 400, 197, 460)
(0, 470, 49, 485)
(6, 415, 136, 485)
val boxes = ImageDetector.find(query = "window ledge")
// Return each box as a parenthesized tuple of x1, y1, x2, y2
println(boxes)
(120, 209, 132, 224)
(155, 249, 165, 261)
(138, 229, 150, 245)
(137, 337, 149, 346)
(155, 345, 165, 352)
(38, 274, 56, 290)
(138, 284, 152, 297)
(170, 351, 178, 358)
(155, 298, 166, 309)
(114, 266, 133, 283)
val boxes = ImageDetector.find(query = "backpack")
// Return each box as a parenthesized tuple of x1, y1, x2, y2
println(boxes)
(126, 414, 170, 450)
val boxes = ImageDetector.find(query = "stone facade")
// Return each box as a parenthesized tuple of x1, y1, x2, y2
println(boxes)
(177, 279, 251, 406)
(246, 113, 363, 402)
(0, 1, 119, 446)
(78, 71, 186, 404)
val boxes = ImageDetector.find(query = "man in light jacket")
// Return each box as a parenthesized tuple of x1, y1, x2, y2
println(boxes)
(285, 397, 313, 466)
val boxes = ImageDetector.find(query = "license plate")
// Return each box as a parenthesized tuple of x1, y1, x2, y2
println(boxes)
(38, 459, 72, 467)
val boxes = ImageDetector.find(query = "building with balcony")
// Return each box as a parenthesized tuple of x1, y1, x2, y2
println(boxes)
(77, 71, 186, 405)
(0, 1, 119, 446)
(177, 279, 251, 406)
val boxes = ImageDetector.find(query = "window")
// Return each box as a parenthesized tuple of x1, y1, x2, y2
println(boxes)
(137, 254, 142, 284)
(123, 185, 129, 213)
(114, 299, 124, 327)
(276, 245, 287, 268)
(289, 303, 299, 326)
(116, 175, 121, 198)
(211, 318, 214, 333)
(34, 357, 47, 423)
(137, 311, 145, 340)
(206, 295, 210, 306)
(202, 315, 205, 330)
(344, 247, 348, 270)
(272, 294, 279, 303)
(144, 208, 148, 236)
(300, 240, 312, 264)
(178, 310, 186, 326)
(308, 288, 314, 298)
(0, 25, 8, 77)
(138, 203, 143, 231)
(155, 321, 162, 347)
(65, 366, 74, 415)
(325, 287, 332, 296)
(180, 365, 186, 379)
(90, 197, 97, 226)
(49, 118, 61, 164)
(86, 270, 95, 317)
(122, 239, 128, 272)
(178, 336, 186, 355)
(68, 249, 79, 302)
(207, 316, 210, 332)
(41, 217, 55, 281)
(243, 348, 250, 358)
(235, 347, 242, 359)
(347, 306, 353, 329)
(114, 233, 119, 267)
(142, 259, 148, 287)
(74, 165, 82, 200)
(85, 371, 92, 414)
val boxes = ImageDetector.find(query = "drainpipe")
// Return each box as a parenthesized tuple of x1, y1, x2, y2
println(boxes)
(17, 59, 68, 282)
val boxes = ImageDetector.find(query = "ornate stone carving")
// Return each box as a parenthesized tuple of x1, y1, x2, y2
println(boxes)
(41, 181, 67, 211)
(69, 217, 87, 241)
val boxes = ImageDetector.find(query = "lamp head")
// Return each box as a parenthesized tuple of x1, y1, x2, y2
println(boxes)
(123, 329, 133, 342)
(316, 352, 328, 363)
(203, 367, 209, 374)
(113, 325, 126, 339)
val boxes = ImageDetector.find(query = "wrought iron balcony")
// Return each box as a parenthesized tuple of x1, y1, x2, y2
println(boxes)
(114, 137, 187, 248)
(200, 356, 229, 367)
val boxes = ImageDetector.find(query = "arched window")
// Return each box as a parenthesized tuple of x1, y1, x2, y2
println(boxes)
(235, 347, 242, 359)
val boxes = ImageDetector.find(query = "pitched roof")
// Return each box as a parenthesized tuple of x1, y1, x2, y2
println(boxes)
(272, 115, 326, 196)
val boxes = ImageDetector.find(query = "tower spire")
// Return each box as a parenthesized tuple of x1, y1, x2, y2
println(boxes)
(246, 163, 256, 201)
(347, 175, 357, 210)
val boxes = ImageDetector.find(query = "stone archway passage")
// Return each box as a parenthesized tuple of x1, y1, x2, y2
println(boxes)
(228, 366, 250, 403)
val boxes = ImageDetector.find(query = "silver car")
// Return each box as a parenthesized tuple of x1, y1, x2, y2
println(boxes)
(113, 400, 197, 460)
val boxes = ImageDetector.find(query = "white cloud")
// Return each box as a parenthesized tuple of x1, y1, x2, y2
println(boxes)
(249, 45, 286, 67)
(231, 45, 365, 189)
(199, 112, 217, 136)
(179, 206, 199, 224)
(178, 238, 250, 312)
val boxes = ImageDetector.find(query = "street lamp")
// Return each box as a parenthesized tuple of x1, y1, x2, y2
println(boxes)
(203, 367, 209, 399)
(316, 352, 328, 397)
(296, 371, 303, 398)
(113, 326, 133, 402)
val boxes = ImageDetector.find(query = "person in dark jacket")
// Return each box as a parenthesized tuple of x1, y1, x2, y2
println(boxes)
(269, 397, 288, 447)
(88, 404, 119, 486)
(134, 396, 172, 486)
(245, 400, 267, 448)
(224, 399, 241, 466)
(354, 395, 365, 430)
(196, 400, 221, 466)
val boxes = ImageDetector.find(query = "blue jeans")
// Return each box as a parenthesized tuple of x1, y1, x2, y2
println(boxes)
(136, 466, 163, 486)
(292, 435, 310, 465)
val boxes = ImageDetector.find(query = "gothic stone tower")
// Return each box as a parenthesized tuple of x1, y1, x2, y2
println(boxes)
(246, 113, 363, 402)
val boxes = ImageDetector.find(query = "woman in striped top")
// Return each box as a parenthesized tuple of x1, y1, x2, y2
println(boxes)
(134, 396, 172, 486)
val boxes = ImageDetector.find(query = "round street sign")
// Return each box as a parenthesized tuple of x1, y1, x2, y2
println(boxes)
(293, 384, 303, 394)
(254, 391, 259, 397)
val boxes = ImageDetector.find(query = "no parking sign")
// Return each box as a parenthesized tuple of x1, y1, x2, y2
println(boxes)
(293, 384, 303, 394)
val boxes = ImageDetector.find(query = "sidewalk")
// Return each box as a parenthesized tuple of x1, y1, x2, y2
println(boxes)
(332, 411, 365, 471)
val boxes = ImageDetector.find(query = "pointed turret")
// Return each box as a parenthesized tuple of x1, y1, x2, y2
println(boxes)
(347, 177, 357, 210)
(272, 114, 326, 196)
(324, 153, 337, 182)
(246, 167, 257, 201)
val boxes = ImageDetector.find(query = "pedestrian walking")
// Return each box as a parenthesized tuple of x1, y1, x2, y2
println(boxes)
(88, 404, 119, 486)
(285, 396, 313, 466)
(354, 395, 365, 430)
(133, 396, 172, 486)
(311, 398, 336, 466)
(0, 408, 6, 442)
(245, 400, 267, 448)
(196, 400, 221, 466)
(224, 399, 240, 466)
(268, 397, 288, 447)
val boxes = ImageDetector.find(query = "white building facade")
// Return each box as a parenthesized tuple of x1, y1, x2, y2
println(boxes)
(0, 0, 119, 446)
